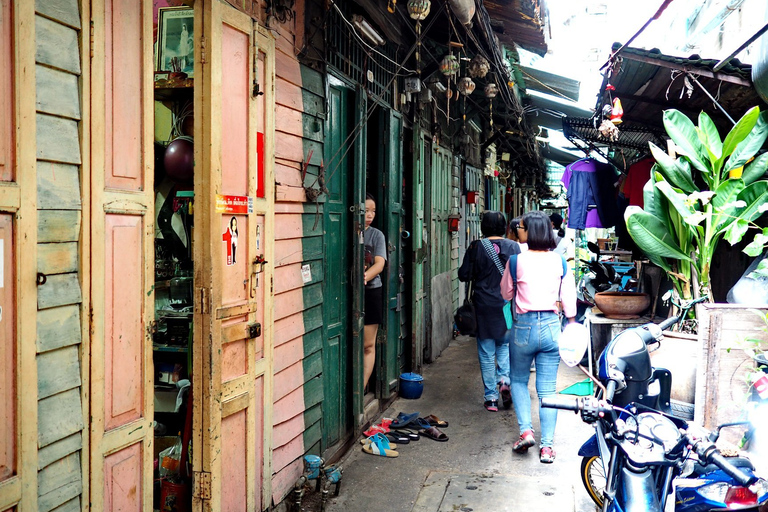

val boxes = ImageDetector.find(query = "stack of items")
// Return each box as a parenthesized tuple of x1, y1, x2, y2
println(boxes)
(360, 412, 449, 458)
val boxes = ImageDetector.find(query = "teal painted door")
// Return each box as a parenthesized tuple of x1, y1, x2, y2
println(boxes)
(351, 86, 367, 425)
(322, 80, 353, 447)
(410, 129, 429, 371)
(431, 146, 452, 275)
(381, 111, 404, 394)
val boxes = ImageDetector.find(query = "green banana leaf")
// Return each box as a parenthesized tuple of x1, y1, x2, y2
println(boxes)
(741, 152, 768, 186)
(655, 180, 700, 227)
(625, 207, 692, 261)
(698, 111, 722, 166)
(711, 179, 745, 234)
(736, 180, 768, 223)
(725, 111, 768, 175)
(648, 142, 697, 193)
(719, 106, 761, 171)
(663, 110, 710, 175)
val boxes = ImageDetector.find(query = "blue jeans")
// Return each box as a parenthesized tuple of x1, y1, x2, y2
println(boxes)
(509, 311, 561, 447)
(477, 330, 511, 401)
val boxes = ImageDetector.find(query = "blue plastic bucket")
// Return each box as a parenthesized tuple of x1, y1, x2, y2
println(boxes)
(399, 373, 424, 399)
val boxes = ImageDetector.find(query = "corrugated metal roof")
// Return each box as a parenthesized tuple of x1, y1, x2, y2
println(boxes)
(600, 44, 764, 135)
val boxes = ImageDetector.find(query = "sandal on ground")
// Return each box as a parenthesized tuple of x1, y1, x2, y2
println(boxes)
(384, 431, 410, 444)
(392, 427, 419, 440)
(423, 414, 449, 428)
(363, 424, 390, 437)
(418, 426, 448, 442)
(540, 446, 556, 463)
(484, 400, 499, 412)
(499, 384, 512, 410)
(390, 411, 420, 429)
(361, 433, 399, 457)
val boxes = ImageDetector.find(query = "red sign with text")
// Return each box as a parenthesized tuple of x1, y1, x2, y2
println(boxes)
(215, 194, 253, 214)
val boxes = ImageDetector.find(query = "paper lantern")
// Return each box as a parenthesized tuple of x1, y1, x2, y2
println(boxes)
(457, 77, 475, 96)
(484, 83, 498, 98)
(440, 54, 459, 76)
(610, 97, 624, 125)
(407, 0, 431, 20)
(468, 55, 490, 78)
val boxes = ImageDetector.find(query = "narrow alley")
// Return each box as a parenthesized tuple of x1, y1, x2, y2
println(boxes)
(317, 335, 597, 512)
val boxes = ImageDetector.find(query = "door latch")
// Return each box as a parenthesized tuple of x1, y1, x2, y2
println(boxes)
(248, 322, 262, 339)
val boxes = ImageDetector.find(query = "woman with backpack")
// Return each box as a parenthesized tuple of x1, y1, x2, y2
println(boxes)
(458, 211, 521, 412)
(500, 210, 576, 463)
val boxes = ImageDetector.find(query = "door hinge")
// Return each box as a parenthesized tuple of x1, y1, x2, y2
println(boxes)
(89, 21, 94, 59)
(148, 320, 158, 336)
(200, 35, 206, 65)
(198, 287, 210, 315)
(193, 471, 212, 500)
(270, 275, 273, 294)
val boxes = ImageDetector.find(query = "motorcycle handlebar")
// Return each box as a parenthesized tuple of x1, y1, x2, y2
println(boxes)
(605, 380, 617, 402)
(687, 435, 756, 486)
(657, 316, 680, 331)
(541, 396, 580, 412)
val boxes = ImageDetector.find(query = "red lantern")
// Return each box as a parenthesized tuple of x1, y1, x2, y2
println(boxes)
(610, 98, 624, 125)
(466, 191, 478, 204)
(448, 215, 460, 232)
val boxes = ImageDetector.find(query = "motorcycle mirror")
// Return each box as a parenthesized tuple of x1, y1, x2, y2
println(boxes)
(587, 241, 601, 255)
(559, 322, 590, 367)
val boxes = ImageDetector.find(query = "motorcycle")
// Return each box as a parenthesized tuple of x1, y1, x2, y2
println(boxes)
(552, 296, 768, 511)
(542, 395, 768, 512)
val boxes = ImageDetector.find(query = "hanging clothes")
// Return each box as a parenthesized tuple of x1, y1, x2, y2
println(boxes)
(561, 158, 620, 230)
(623, 157, 655, 208)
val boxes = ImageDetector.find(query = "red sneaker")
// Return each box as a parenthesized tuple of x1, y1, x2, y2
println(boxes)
(540, 446, 556, 463)
(512, 430, 535, 453)
(484, 400, 499, 412)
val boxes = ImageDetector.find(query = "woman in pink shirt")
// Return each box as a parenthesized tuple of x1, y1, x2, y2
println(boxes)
(500, 211, 577, 464)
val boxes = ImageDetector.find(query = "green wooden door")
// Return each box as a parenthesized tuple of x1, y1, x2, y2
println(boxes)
(351, 86, 367, 425)
(410, 129, 428, 371)
(431, 146, 452, 275)
(381, 110, 404, 395)
(322, 80, 353, 447)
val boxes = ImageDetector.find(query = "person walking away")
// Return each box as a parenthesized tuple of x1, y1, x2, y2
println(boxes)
(458, 211, 520, 411)
(363, 193, 387, 391)
(500, 211, 576, 463)
(549, 212, 572, 258)
(508, 217, 528, 251)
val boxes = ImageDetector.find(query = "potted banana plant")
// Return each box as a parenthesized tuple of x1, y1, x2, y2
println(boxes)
(625, 106, 768, 302)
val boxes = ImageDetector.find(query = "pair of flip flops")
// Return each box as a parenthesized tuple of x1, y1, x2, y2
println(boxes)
(361, 433, 399, 457)
(391, 412, 450, 429)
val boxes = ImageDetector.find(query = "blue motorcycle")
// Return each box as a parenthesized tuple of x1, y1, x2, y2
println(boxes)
(552, 296, 768, 511)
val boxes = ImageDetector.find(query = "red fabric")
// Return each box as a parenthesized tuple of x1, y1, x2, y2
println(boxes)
(625, 157, 654, 207)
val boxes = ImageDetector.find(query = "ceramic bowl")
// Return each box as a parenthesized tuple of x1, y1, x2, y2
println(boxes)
(593, 291, 650, 319)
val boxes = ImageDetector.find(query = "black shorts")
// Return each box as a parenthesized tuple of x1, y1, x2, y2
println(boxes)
(364, 286, 383, 325)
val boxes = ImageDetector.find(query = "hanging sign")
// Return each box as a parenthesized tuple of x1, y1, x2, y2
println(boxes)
(215, 194, 253, 214)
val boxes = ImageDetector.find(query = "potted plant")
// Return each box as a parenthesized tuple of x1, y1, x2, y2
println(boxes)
(625, 107, 768, 302)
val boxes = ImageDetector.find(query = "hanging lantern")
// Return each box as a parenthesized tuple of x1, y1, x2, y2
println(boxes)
(468, 55, 490, 78)
(610, 97, 624, 125)
(407, 0, 431, 20)
(457, 77, 475, 96)
(440, 54, 459, 76)
(484, 83, 498, 98)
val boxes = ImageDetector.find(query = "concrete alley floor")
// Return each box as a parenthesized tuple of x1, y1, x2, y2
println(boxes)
(321, 335, 599, 512)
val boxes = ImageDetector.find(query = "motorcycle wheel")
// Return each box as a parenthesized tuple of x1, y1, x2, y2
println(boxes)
(581, 455, 605, 508)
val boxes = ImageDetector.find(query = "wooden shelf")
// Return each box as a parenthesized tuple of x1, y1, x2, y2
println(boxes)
(154, 80, 193, 102)
(153, 344, 189, 353)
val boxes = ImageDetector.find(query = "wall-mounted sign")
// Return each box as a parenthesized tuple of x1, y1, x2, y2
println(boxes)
(215, 194, 253, 214)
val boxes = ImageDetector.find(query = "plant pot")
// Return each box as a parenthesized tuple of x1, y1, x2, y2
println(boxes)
(593, 292, 650, 320)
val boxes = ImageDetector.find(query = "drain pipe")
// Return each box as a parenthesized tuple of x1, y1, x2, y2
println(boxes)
(292, 475, 308, 512)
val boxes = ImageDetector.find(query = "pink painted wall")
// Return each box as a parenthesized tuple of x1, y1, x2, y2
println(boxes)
(0, 215, 15, 482)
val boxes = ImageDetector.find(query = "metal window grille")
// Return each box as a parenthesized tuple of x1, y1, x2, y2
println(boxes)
(327, 3, 400, 106)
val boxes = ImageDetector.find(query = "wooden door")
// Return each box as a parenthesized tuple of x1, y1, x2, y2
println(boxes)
(194, 3, 274, 511)
(322, 78, 353, 447)
(381, 111, 404, 395)
(89, 1, 155, 511)
(348, 87, 367, 423)
(0, 3, 35, 511)
(410, 129, 428, 372)
(431, 146, 451, 276)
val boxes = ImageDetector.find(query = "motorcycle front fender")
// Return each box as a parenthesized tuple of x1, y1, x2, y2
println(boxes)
(578, 435, 599, 457)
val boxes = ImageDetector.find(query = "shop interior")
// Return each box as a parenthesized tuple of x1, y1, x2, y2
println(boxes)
(152, 3, 196, 510)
